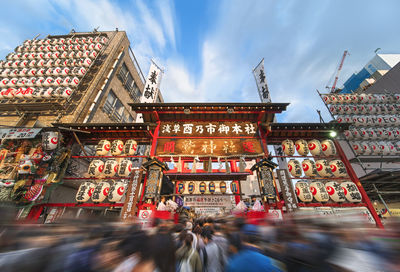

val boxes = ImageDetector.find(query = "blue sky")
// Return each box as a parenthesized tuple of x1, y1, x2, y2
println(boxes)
(1, 0, 400, 122)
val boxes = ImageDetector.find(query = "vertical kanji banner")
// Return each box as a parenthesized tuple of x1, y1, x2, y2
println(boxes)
(121, 169, 143, 221)
(253, 58, 271, 103)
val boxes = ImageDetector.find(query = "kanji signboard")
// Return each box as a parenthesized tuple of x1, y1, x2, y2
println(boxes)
(159, 122, 258, 137)
(156, 139, 263, 156)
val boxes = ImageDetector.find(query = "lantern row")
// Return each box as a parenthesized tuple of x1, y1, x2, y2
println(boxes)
(350, 141, 400, 156)
(88, 159, 136, 178)
(296, 180, 362, 203)
(322, 93, 400, 105)
(176, 181, 230, 194)
(76, 181, 126, 203)
(20, 36, 108, 47)
(8, 43, 103, 56)
(287, 158, 348, 178)
(282, 139, 337, 157)
(344, 126, 400, 140)
(336, 115, 400, 127)
(329, 104, 400, 115)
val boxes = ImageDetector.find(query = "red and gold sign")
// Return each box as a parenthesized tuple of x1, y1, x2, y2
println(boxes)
(160, 122, 258, 137)
(156, 139, 263, 156)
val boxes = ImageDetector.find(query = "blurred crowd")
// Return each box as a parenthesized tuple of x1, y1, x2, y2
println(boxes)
(0, 214, 399, 272)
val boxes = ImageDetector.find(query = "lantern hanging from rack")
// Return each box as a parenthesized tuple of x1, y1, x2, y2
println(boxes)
(341, 181, 362, 203)
(282, 139, 295, 156)
(96, 140, 111, 155)
(295, 139, 309, 156)
(315, 159, 332, 177)
(110, 140, 124, 156)
(302, 159, 318, 177)
(108, 182, 126, 202)
(308, 139, 322, 156)
(92, 182, 110, 202)
(76, 182, 95, 202)
(295, 181, 313, 202)
(329, 159, 348, 178)
(87, 159, 104, 177)
(199, 182, 206, 194)
(103, 160, 118, 177)
(309, 181, 329, 202)
(177, 182, 185, 194)
(124, 139, 137, 155)
(230, 182, 238, 194)
(188, 182, 195, 194)
(325, 181, 346, 202)
(288, 159, 302, 177)
(42, 131, 59, 150)
(219, 181, 227, 194)
(118, 159, 133, 177)
(321, 139, 336, 156)
(209, 182, 216, 194)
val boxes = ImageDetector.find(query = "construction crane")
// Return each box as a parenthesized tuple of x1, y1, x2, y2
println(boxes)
(326, 50, 349, 93)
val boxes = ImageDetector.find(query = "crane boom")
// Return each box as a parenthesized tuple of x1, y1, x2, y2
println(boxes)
(330, 50, 348, 93)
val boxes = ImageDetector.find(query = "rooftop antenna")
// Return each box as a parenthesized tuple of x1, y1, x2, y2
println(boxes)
(374, 48, 381, 54)
(316, 110, 325, 123)
(33, 34, 40, 40)
(93, 27, 100, 33)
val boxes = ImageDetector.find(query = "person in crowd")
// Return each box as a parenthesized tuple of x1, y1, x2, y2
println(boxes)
(150, 230, 176, 272)
(176, 234, 202, 272)
(226, 224, 284, 272)
(185, 221, 198, 249)
(200, 227, 224, 272)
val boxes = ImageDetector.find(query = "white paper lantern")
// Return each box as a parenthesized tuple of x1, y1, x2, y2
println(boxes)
(343, 130, 352, 140)
(282, 139, 295, 156)
(62, 77, 71, 87)
(35, 77, 45, 87)
(378, 141, 391, 155)
(88, 159, 104, 177)
(325, 181, 346, 202)
(32, 88, 42, 98)
(110, 140, 124, 155)
(321, 95, 331, 104)
(387, 142, 396, 154)
(341, 181, 362, 203)
(315, 159, 332, 177)
(351, 105, 359, 114)
(366, 94, 377, 103)
(118, 159, 133, 177)
(76, 182, 95, 202)
(392, 128, 400, 138)
(295, 139, 309, 156)
(124, 139, 138, 155)
(14, 88, 25, 99)
(308, 139, 322, 156)
(351, 142, 363, 155)
(370, 141, 380, 155)
(61, 88, 73, 98)
(92, 182, 110, 203)
(42, 131, 59, 150)
(8, 78, 18, 87)
(108, 182, 126, 202)
(321, 139, 336, 156)
(359, 93, 368, 104)
(309, 181, 330, 202)
(43, 77, 54, 87)
(61, 67, 70, 76)
(350, 94, 359, 103)
(302, 159, 318, 177)
(329, 105, 338, 115)
(360, 141, 371, 155)
(295, 181, 313, 202)
(383, 128, 394, 140)
(366, 128, 377, 140)
(103, 160, 118, 177)
(24, 87, 34, 99)
(329, 159, 347, 178)
(288, 159, 302, 177)
(1, 88, 15, 99)
(358, 127, 369, 139)
(94, 43, 103, 51)
(82, 58, 92, 67)
(96, 140, 111, 155)
(70, 77, 80, 87)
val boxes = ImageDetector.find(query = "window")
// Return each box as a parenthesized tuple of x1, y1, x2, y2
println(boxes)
(118, 62, 143, 102)
(119, 63, 128, 81)
(103, 89, 128, 122)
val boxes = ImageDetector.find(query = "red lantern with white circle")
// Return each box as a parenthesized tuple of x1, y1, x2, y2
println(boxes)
(12, 61, 20, 68)
(16, 78, 28, 87)
(358, 127, 369, 139)
(0, 78, 9, 87)
(302, 159, 318, 177)
(96, 140, 111, 155)
(62, 77, 71, 87)
(88, 51, 97, 59)
(342, 105, 352, 114)
(124, 139, 138, 155)
(100, 37, 108, 44)
(77, 67, 86, 76)
(103, 160, 119, 177)
(359, 141, 371, 155)
(329, 105, 338, 115)
(366, 128, 377, 140)
(288, 159, 302, 177)
(329, 159, 347, 178)
(378, 141, 391, 155)
(309, 181, 330, 202)
(352, 142, 363, 155)
(41, 88, 54, 98)
(315, 159, 332, 177)
(8, 78, 18, 87)
(76, 182, 95, 202)
(308, 139, 322, 156)
(110, 140, 124, 155)
(282, 139, 295, 156)
(88, 159, 104, 177)
(70, 77, 80, 87)
(52, 67, 62, 76)
(341, 181, 362, 203)
(52, 51, 60, 58)
(42, 131, 59, 150)
(351, 127, 360, 139)
(392, 128, 400, 139)
(24, 87, 34, 99)
(351, 105, 360, 114)
(92, 182, 111, 203)
(108, 182, 126, 202)
(14, 88, 25, 99)
(295, 181, 313, 202)
(387, 142, 397, 154)
(325, 181, 346, 202)
(53, 77, 63, 87)
(74, 44, 81, 51)
(82, 58, 91, 67)
(118, 159, 133, 177)
(43, 77, 54, 87)
(370, 141, 380, 155)
(10, 69, 18, 77)
(35, 77, 45, 87)
(26, 78, 36, 87)
(343, 130, 352, 140)
(295, 139, 309, 156)
(45, 68, 53, 76)
(321, 139, 336, 156)
(321, 95, 330, 104)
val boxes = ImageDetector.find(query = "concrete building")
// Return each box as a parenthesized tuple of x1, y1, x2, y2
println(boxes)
(0, 30, 163, 127)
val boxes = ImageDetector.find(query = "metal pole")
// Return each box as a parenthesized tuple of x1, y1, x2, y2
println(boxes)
(373, 184, 392, 216)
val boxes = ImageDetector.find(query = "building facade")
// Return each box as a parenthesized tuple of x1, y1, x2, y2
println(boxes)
(0, 30, 163, 127)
